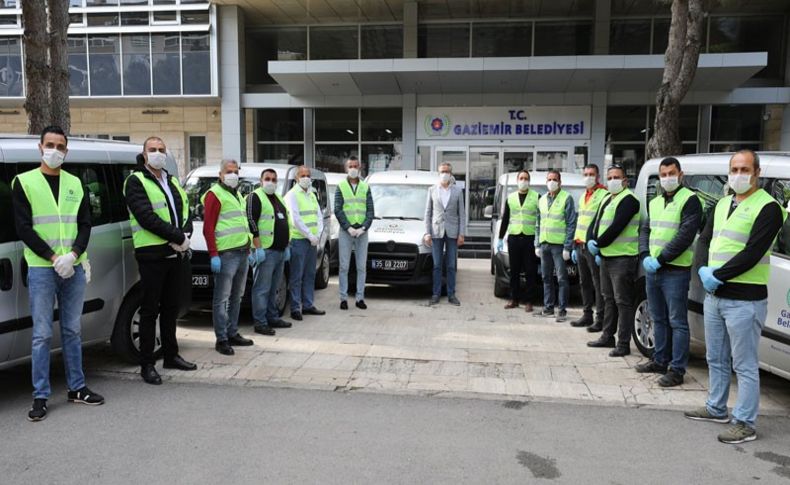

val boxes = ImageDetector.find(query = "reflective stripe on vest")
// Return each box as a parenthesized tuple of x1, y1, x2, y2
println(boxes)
(596, 188, 640, 257)
(647, 187, 697, 267)
(574, 187, 607, 242)
(506, 190, 539, 236)
(709, 189, 786, 285)
(539, 190, 570, 245)
(201, 184, 251, 251)
(338, 178, 368, 226)
(287, 185, 319, 239)
(14, 168, 88, 267)
(124, 171, 189, 249)
(248, 188, 288, 249)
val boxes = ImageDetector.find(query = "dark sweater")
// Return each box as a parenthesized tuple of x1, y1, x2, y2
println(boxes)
(587, 192, 640, 253)
(246, 191, 290, 251)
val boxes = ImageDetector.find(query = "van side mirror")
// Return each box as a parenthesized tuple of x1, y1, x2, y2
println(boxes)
(483, 205, 493, 219)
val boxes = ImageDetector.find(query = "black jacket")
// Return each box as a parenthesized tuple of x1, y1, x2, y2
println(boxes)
(123, 165, 192, 261)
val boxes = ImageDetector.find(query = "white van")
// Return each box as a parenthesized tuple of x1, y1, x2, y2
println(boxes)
(632, 153, 790, 380)
(488, 171, 587, 298)
(183, 164, 332, 315)
(0, 136, 186, 369)
(324, 172, 345, 272)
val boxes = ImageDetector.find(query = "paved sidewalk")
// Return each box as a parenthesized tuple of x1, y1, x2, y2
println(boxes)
(85, 260, 790, 414)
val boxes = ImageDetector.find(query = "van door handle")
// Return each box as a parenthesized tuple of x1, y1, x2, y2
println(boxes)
(0, 258, 12, 291)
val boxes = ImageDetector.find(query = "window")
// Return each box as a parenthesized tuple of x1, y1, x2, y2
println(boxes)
(534, 21, 592, 56)
(315, 144, 358, 173)
(152, 33, 180, 95)
(182, 33, 210, 94)
(418, 24, 470, 58)
(121, 12, 149, 26)
(361, 108, 401, 142)
(652, 19, 670, 54)
(257, 144, 304, 165)
(648, 105, 699, 142)
(188, 135, 206, 172)
(152, 11, 178, 24)
(87, 13, 119, 27)
(120, 0, 148, 4)
(361, 25, 402, 59)
(122, 34, 151, 95)
(683, 174, 727, 214)
(68, 36, 89, 96)
(315, 108, 357, 142)
(606, 106, 647, 142)
(89, 35, 121, 96)
(768, 179, 790, 256)
(255, 108, 304, 164)
(71, 164, 112, 227)
(710, 105, 763, 150)
(108, 164, 136, 223)
(181, 11, 209, 25)
(0, 15, 18, 27)
(87, 0, 118, 5)
(246, 27, 307, 85)
(472, 22, 531, 57)
(309, 26, 358, 60)
(709, 16, 785, 81)
(609, 19, 651, 55)
(69, 14, 85, 26)
(0, 37, 22, 97)
(362, 144, 402, 174)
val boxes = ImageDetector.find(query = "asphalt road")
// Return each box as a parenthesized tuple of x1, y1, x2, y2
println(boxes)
(2, 370, 790, 485)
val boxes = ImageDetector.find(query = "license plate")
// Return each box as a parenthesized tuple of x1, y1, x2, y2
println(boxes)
(371, 259, 409, 271)
(192, 275, 209, 287)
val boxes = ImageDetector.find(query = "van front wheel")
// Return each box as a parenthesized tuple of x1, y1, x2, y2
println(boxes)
(111, 285, 162, 364)
(632, 280, 654, 358)
(315, 246, 330, 289)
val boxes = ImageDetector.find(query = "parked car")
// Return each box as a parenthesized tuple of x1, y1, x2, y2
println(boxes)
(488, 171, 587, 298)
(632, 152, 790, 380)
(183, 164, 332, 315)
(325, 172, 345, 272)
(0, 136, 188, 369)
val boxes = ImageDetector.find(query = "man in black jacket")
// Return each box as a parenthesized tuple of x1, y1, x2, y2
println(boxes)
(124, 136, 196, 385)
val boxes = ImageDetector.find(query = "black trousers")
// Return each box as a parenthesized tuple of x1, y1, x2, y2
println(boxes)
(600, 256, 637, 349)
(508, 234, 538, 303)
(577, 242, 604, 323)
(137, 256, 182, 365)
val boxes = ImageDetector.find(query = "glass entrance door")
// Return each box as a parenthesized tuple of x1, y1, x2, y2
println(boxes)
(503, 148, 535, 172)
(468, 148, 499, 223)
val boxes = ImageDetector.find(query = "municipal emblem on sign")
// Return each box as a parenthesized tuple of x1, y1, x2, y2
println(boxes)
(425, 114, 450, 136)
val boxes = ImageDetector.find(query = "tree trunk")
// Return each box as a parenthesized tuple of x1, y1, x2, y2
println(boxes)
(48, 0, 71, 133)
(645, 0, 705, 159)
(21, 0, 50, 134)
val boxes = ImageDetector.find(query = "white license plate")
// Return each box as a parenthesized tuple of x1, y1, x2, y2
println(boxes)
(371, 259, 409, 271)
(192, 275, 209, 287)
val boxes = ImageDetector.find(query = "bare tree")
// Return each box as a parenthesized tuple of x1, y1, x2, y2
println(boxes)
(48, 0, 71, 133)
(22, 0, 50, 134)
(645, 0, 706, 159)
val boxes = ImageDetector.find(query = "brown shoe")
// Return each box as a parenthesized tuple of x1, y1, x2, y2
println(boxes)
(523, 303, 533, 313)
(504, 301, 518, 309)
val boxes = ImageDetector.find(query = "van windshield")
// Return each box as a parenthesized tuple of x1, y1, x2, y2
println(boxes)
(183, 176, 285, 220)
(370, 184, 429, 220)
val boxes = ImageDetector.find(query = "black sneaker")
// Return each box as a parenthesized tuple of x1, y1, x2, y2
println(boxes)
(570, 315, 593, 327)
(67, 386, 105, 405)
(356, 300, 367, 310)
(634, 360, 667, 374)
(228, 334, 254, 346)
(534, 308, 554, 317)
(340, 301, 348, 310)
(27, 399, 47, 422)
(555, 310, 568, 322)
(429, 296, 440, 306)
(254, 326, 276, 336)
(290, 311, 303, 321)
(303, 307, 326, 316)
(448, 296, 461, 306)
(658, 369, 684, 387)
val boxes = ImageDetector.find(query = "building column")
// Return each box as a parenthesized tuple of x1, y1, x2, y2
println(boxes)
(219, 5, 246, 163)
(403, 1, 418, 58)
(401, 94, 417, 170)
(593, 0, 611, 55)
(590, 91, 607, 172)
(780, 105, 790, 151)
(698, 105, 712, 153)
(304, 108, 315, 167)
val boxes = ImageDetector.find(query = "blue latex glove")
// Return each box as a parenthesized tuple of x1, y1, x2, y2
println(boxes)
(595, 255, 601, 267)
(571, 249, 578, 265)
(587, 239, 600, 256)
(210, 256, 221, 274)
(698, 266, 724, 293)
(255, 247, 266, 264)
(642, 256, 661, 274)
(496, 240, 504, 253)
(284, 247, 291, 262)
(248, 252, 256, 268)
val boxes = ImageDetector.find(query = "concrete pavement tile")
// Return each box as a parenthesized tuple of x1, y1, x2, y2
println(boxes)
(522, 365, 553, 381)
(301, 354, 361, 371)
(233, 365, 279, 381)
(549, 366, 584, 383)
(468, 377, 508, 394)
(467, 349, 523, 364)
(527, 380, 594, 400)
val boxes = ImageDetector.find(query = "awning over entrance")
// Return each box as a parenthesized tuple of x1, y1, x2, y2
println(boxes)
(268, 53, 767, 96)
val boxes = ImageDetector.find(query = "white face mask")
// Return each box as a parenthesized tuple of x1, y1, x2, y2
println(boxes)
(439, 172, 451, 184)
(607, 178, 624, 194)
(299, 177, 311, 189)
(262, 180, 277, 195)
(546, 180, 559, 193)
(660, 176, 680, 193)
(583, 176, 597, 189)
(223, 173, 239, 189)
(728, 173, 753, 195)
(517, 180, 530, 192)
(347, 168, 360, 179)
(42, 148, 65, 169)
(147, 151, 167, 170)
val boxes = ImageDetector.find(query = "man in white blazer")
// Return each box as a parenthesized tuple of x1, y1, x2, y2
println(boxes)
(424, 162, 466, 306)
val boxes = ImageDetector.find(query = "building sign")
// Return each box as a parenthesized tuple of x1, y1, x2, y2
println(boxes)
(417, 106, 591, 140)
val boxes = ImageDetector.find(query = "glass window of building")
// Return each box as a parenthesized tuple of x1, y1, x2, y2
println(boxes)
(472, 22, 532, 57)
(0, 15, 17, 26)
(362, 144, 402, 174)
(316, 108, 358, 142)
(361, 108, 402, 142)
(122, 34, 151, 95)
(153, 0, 176, 5)
(609, 19, 651, 55)
(120, 0, 149, 5)
(153, 11, 178, 24)
(418, 23, 470, 58)
(315, 144, 358, 173)
(182, 33, 211, 94)
(0, 37, 22, 97)
(151, 33, 180, 95)
(87, 13, 120, 27)
(360, 25, 403, 59)
(258, 144, 304, 165)
(309, 26, 358, 60)
(87, 0, 118, 5)
(181, 11, 209, 25)
(648, 105, 699, 142)
(69, 14, 84, 26)
(710, 105, 763, 150)
(188, 135, 206, 172)
(88, 35, 121, 96)
(708, 16, 784, 81)
(121, 12, 149, 26)
(652, 19, 670, 54)
(68, 36, 88, 96)
(606, 106, 647, 142)
(534, 21, 593, 56)
(256, 109, 303, 142)
(246, 27, 307, 85)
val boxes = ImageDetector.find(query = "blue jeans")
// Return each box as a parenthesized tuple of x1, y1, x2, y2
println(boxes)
(28, 266, 87, 399)
(251, 248, 285, 328)
(339, 229, 368, 302)
(540, 243, 569, 312)
(289, 238, 317, 312)
(646, 269, 690, 373)
(704, 294, 767, 429)
(431, 236, 458, 297)
(212, 249, 248, 341)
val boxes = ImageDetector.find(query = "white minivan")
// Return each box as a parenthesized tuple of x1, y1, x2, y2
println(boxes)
(632, 153, 790, 380)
